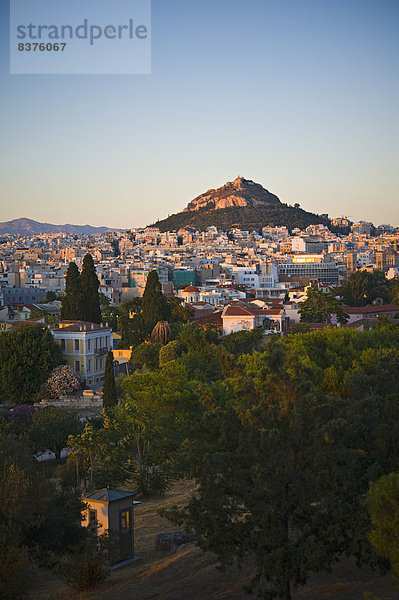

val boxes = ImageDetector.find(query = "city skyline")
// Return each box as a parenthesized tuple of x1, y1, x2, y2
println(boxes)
(1, 0, 399, 228)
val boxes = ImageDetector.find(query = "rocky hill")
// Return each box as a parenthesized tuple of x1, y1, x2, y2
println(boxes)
(153, 176, 331, 232)
(184, 176, 280, 212)
(0, 218, 121, 236)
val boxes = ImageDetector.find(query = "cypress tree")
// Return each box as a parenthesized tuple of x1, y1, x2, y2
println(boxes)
(61, 262, 84, 321)
(80, 253, 101, 324)
(102, 350, 116, 408)
(142, 270, 170, 332)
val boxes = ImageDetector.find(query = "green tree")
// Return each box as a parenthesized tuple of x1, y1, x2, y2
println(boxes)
(80, 253, 101, 324)
(338, 270, 391, 307)
(173, 344, 372, 600)
(222, 327, 265, 356)
(61, 262, 84, 321)
(0, 324, 64, 404)
(103, 351, 117, 409)
(45, 290, 58, 302)
(0, 436, 49, 599)
(29, 406, 82, 464)
(67, 419, 128, 491)
(118, 312, 147, 349)
(167, 296, 193, 323)
(142, 270, 170, 332)
(0, 434, 84, 597)
(130, 342, 161, 371)
(99, 292, 120, 330)
(120, 359, 202, 493)
(367, 472, 399, 582)
(299, 287, 349, 324)
(159, 340, 183, 365)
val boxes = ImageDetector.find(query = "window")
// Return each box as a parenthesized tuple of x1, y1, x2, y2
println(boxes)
(60, 339, 66, 350)
(74, 339, 79, 352)
(88, 359, 91, 372)
(88, 339, 91, 351)
(75, 360, 80, 373)
(88, 509, 97, 527)
(119, 509, 130, 531)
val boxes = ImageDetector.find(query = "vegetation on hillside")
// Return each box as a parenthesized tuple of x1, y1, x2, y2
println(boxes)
(153, 202, 332, 233)
(64, 322, 399, 599)
(3, 308, 399, 599)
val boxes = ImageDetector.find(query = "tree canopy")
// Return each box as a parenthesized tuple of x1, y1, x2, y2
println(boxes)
(142, 270, 170, 331)
(61, 322, 399, 598)
(102, 351, 117, 409)
(299, 287, 349, 324)
(337, 270, 392, 307)
(29, 406, 82, 463)
(61, 255, 101, 324)
(80, 253, 102, 324)
(61, 262, 84, 321)
(0, 324, 64, 404)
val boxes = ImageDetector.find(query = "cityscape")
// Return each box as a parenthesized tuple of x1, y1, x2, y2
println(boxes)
(1, 1, 399, 600)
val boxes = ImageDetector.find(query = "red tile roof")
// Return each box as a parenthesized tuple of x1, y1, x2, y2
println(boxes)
(344, 304, 399, 314)
(223, 305, 255, 317)
(195, 312, 223, 325)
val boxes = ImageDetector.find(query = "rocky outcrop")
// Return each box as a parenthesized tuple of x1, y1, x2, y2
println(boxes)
(184, 176, 281, 212)
(155, 531, 196, 552)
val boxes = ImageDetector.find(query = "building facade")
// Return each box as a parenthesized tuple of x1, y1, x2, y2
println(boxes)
(52, 321, 112, 387)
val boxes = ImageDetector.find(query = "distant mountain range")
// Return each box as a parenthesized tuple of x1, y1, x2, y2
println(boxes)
(0, 218, 122, 236)
(152, 176, 332, 232)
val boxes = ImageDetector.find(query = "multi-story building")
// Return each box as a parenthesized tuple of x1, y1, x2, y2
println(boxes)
(291, 237, 328, 254)
(346, 251, 357, 273)
(52, 321, 112, 388)
(0, 286, 45, 305)
(278, 255, 340, 285)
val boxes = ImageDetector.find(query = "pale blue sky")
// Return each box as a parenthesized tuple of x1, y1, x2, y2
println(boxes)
(1, 0, 398, 228)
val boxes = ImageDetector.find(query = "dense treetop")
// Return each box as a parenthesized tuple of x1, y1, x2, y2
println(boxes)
(0, 324, 64, 404)
(61, 254, 101, 324)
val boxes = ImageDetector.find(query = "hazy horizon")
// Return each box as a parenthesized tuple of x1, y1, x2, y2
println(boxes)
(1, 0, 398, 229)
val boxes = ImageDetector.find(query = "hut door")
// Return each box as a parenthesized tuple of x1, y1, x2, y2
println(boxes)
(119, 508, 133, 560)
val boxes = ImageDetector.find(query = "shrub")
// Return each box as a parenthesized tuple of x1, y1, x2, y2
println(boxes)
(44, 365, 82, 399)
(0, 528, 29, 600)
(12, 404, 36, 427)
(159, 340, 183, 365)
(60, 530, 114, 591)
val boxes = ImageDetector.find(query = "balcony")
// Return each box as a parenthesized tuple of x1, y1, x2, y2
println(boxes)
(95, 347, 108, 356)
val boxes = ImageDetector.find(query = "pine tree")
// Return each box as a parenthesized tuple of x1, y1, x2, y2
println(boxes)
(142, 270, 170, 332)
(102, 350, 117, 409)
(80, 253, 101, 324)
(61, 262, 84, 321)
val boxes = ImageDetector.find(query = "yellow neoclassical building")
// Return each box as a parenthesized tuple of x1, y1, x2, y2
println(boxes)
(52, 321, 112, 388)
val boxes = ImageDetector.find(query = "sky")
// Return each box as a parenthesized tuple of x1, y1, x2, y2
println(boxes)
(1, 0, 398, 229)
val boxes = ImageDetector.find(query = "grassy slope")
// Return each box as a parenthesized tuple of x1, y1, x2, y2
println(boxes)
(29, 480, 397, 600)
